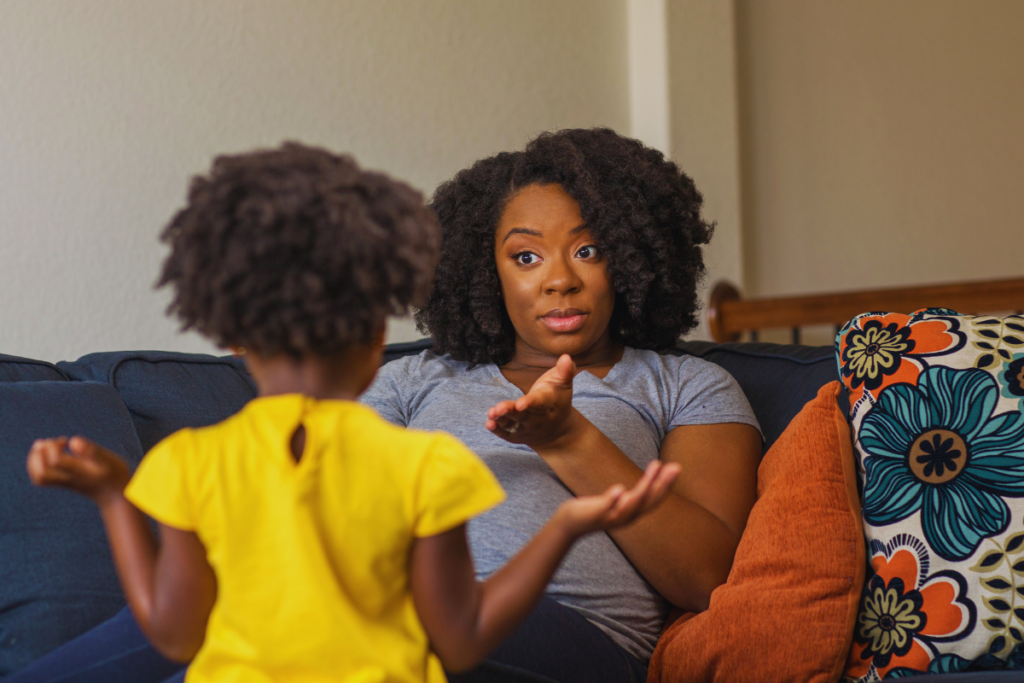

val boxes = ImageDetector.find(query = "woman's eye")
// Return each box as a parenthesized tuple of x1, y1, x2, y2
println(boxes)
(576, 245, 598, 259)
(513, 251, 538, 265)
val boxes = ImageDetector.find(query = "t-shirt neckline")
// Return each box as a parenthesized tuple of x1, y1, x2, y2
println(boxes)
(486, 346, 633, 398)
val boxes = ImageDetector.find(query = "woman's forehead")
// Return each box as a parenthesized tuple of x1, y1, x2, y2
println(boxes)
(497, 184, 585, 240)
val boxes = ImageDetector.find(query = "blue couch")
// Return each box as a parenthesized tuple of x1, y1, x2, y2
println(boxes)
(0, 340, 1013, 681)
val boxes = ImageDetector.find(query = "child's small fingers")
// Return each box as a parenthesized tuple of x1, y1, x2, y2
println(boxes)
(636, 463, 681, 512)
(28, 453, 76, 486)
(42, 440, 66, 466)
(635, 466, 674, 511)
(26, 449, 47, 484)
(70, 436, 107, 462)
(607, 483, 645, 521)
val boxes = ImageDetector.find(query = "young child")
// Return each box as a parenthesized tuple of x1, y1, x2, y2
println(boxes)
(26, 143, 679, 683)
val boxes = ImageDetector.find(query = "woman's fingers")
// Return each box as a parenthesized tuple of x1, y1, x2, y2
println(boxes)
(487, 400, 517, 420)
(528, 354, 576, 392)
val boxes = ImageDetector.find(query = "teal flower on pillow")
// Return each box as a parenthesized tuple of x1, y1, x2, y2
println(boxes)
(860, 367, 1024, 561)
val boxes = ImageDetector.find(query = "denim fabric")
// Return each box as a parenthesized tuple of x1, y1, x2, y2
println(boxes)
(11, 597, 644, 683)
(0, 382, 144, 677)
(57, 352, 257, 453)
(449, 596, 648, 683)
(4, 607, 183, 683)
(0, 355, 68, 383)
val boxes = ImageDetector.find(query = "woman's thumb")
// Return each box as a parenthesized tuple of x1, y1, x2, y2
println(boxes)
(556, 354, 576, 384)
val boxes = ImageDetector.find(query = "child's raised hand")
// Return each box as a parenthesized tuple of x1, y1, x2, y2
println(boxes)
(26, 436, 131, 504)
(486, 354, 577, 448)
(554, 460, 682, 538)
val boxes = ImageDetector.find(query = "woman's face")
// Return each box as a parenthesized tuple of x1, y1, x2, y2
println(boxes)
(494, 183, 616, 361)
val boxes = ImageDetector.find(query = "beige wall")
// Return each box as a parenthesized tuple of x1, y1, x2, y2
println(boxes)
(667, 0, 744, 331)
(9, 2, 1009, 358)
(736, 0, 1024, 311)
(0, 0, 629, 361)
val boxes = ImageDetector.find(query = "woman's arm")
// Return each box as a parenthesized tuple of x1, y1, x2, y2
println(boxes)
(486, 355, 761, 612)
(27, 437, 216, 662)
(411, 460, 680, 673)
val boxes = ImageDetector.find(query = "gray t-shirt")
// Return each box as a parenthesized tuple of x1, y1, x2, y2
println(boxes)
(360, 346, 760, 661)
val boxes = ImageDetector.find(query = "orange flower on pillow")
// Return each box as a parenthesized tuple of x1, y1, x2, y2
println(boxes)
(845, 539, 975, 680)
(838, 311, 966, 406)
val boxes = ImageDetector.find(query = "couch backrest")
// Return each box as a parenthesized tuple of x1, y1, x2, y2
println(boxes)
(0, 354, 69, 382)
(57, 352, 257, 454)
(673, 341, 844, 453)
(4, 339, 841, 455)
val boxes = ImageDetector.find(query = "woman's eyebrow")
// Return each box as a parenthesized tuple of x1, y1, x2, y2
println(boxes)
(502, 227, 542, 244)
(501, 223, 588, 244)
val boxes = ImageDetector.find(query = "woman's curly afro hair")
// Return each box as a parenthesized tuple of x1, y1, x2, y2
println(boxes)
(416, 128, 714, 366)
(159, 142, 439, 357)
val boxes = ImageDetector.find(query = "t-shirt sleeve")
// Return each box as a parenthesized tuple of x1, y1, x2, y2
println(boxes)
(359, 358, 410, 426)
(668, 359, 762, 435)
(123, 429, 196, 531)
(413, 433, 506, 538)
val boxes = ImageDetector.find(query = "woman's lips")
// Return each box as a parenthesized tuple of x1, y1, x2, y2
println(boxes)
(540, 310, 588, 333)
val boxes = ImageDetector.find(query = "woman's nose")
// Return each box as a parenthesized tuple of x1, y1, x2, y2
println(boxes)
(543, 256, 583, 294)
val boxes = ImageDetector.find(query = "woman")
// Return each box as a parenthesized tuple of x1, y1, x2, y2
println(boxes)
(10, 128, 760, 683)
(368, 128, 761, 682)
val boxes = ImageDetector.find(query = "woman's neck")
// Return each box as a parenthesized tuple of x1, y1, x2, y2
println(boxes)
(504, 333, 624, 372)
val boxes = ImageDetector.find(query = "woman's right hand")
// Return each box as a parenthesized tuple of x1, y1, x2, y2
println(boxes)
(26, 436, 131, 505)
(554, 460, 681, 538)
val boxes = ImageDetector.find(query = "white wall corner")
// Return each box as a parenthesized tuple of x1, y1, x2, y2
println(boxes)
(627, 0, 671, 157)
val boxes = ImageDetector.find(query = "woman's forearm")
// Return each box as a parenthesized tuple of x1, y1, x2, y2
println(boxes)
(534, 412, 740, 611)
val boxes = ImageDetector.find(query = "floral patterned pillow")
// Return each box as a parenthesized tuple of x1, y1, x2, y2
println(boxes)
(838, 309, 1024, 680)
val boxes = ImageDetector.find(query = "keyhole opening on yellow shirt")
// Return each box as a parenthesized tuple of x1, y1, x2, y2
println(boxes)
(290, 424, 306, 463)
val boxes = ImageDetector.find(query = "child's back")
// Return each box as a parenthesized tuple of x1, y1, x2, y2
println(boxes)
(127, 395, 502, 682)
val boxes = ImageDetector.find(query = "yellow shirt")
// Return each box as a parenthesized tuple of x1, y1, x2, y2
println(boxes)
(124, 394, 505, 683)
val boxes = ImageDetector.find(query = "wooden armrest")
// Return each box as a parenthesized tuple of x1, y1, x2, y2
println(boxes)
(707, 277, 1024, 343)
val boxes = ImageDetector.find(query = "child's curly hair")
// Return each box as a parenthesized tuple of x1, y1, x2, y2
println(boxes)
(416, 128, 714, 366)
(159, 142, 439, 356)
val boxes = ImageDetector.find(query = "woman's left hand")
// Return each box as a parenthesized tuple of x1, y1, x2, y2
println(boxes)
(486, 354, 581, 448)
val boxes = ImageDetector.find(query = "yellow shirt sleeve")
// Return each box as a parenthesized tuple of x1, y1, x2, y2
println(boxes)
(124, 429, 196, 531)
(413, 433, 505, 538)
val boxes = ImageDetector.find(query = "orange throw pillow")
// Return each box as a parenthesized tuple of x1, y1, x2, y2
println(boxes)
(648, 381, 864, 683)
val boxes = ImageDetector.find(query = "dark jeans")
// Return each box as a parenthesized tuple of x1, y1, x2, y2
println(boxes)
(7, 597, 648, 683)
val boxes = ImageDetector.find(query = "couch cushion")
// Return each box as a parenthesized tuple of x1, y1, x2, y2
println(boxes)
(0, 381, 144, 676)
(675, 341, 841, 453)
(647, 381, 864, 682)
(0, 354, 68, 383)
(839, 310, 1024, 678)
(58, 352, 257, 454)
